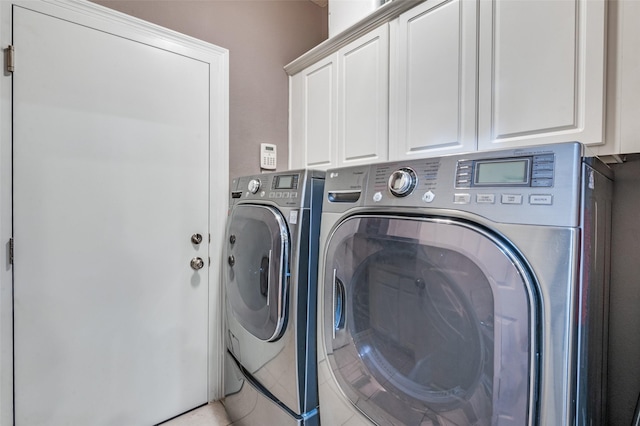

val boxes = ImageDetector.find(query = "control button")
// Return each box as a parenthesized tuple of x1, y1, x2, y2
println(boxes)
(534, 154, 555, 163)
(260, 191, 266, 198)
(455, 159, 473, 188)
(269, 192, 275, 198)
(388, 167, 417, 197)
(457, 160, 472, 169)
(476, 194, 495, 204)
(373, 192, 383, 202)
(422, 191, 435, 203)
(454, 194, 471, 204)
(455, 160, 473, 188)
(533, 162, 554, 171)
(291, 192, 298, 198)
(530, 194, 553, 205)
(275, 192, 282, 198)
(501, 194, 523, 204)
(283, 192, 290, 198)
(532, 170, 553, 179)
(247, 179, 261, 194)
(532, 178, 553, 187)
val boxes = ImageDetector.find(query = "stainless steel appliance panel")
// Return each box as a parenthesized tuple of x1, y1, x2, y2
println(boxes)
(316, 142, 612, 425)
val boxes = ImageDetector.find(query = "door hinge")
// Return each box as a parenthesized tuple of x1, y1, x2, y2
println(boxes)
(5, 45, 14, 73)
(8, 238, 13, 265)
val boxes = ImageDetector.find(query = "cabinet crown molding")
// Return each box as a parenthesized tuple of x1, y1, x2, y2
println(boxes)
(285, 0, 425, 75)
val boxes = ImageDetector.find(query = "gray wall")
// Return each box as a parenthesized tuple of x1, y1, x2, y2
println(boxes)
(609, 157, 640, 425)
(93, 0, 328, 180)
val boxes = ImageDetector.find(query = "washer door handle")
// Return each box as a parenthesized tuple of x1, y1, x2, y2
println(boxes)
(260, 250, 272, 306)
(332, 269, 346, 339)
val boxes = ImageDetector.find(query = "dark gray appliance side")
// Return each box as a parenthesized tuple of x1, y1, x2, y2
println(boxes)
(575, 156, 614, 425)
(296, 174, 323, 425)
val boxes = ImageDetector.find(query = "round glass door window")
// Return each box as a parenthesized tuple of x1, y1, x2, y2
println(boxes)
(323, 215, 535, 425)
(225, 204, 289, 342)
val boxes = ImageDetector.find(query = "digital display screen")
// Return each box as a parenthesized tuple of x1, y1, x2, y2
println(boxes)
(265, 146, 274, 151)
(475, 159, 529, 185)
(275, 175, 295, 189)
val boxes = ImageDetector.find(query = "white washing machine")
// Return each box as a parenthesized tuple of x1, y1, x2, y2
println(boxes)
(317, 142, 612, 425)
(222, 170, 324, 425)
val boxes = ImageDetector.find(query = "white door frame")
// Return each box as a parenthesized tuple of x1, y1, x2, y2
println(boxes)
(0, 1, 229, 424)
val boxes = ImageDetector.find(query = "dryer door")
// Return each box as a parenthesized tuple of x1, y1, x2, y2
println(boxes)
(322, 215, 536, 425)
(226, 204, 289, 342)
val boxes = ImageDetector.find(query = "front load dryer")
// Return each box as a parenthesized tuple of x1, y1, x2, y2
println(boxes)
(222, 169, 324, 426)
(317, 142, 612, 425)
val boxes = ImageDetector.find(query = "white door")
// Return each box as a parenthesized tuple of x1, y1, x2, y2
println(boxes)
(13, 5, 211, 425)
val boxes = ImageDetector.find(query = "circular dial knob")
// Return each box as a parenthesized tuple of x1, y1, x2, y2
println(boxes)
(388, 167, 417, 197)
(247, 179, 261, 194)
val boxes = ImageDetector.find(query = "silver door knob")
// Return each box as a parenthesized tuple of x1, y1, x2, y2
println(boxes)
(191, 233, 203, 244)
(190, 257, 205, 270)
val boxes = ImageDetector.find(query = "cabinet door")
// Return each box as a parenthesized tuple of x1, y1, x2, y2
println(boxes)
(595, 0, 640, 157)
(616, 0, 640, 155)
(337, 24, 389, 167)
(289, 54, 338, 170)
(478, 0, 606, 150)
(389, 0, 478, 160)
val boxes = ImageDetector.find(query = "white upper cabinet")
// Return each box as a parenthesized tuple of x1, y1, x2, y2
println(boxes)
(289, 0, 611, 168)
(338, 24, 389, 167)
(477, 0, 606, 151)
(389, 0, 477, 160)
(290, 54, 337, 170)
(289, 25, 389, 170)
(595, 0, 640, 157)
(613, 0, 640, 155)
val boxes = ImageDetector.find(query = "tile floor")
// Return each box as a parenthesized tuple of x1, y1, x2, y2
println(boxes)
(161, 401, 231, 426)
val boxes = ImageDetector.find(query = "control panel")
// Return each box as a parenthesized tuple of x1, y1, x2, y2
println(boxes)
(231, 171, 302, 207)
(324, 142, 586, 227)
(455, 153, 555, 189)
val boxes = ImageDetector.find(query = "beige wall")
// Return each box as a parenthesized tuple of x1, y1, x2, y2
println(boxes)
(93, 0, 328, 179)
